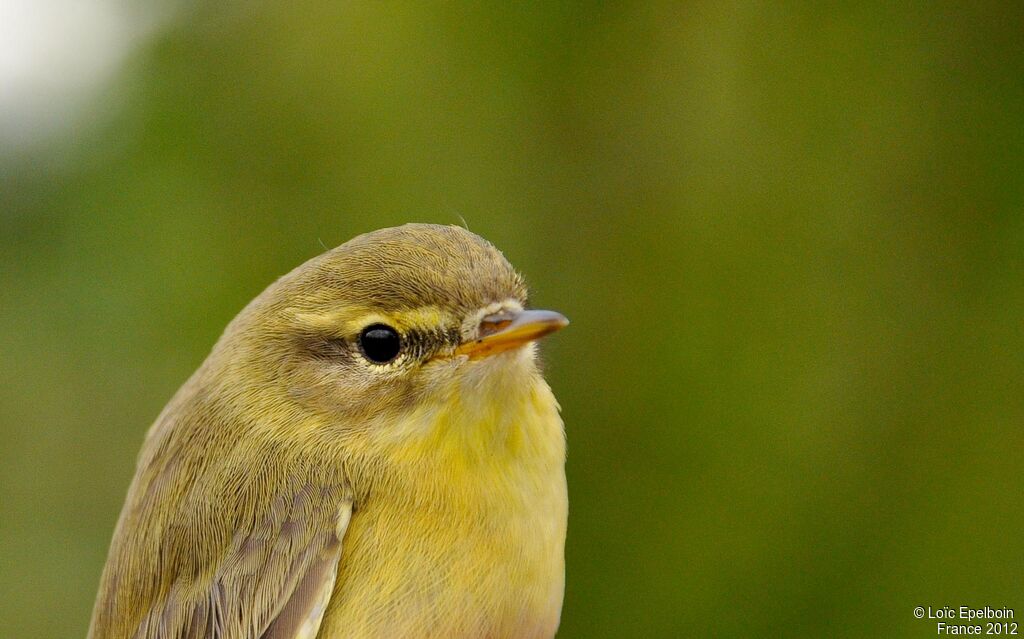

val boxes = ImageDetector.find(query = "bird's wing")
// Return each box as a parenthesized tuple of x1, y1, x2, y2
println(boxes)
(146, 481, 351, 639)
(91, 475, 353, 639)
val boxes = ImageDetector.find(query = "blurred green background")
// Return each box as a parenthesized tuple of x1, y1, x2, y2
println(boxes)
(2, 2, 1022, 637)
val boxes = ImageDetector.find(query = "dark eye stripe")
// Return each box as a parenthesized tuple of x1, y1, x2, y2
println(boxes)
(401, 326, 461, 360)
(402, 329, 431, 360)
(297, 334, 353, 363)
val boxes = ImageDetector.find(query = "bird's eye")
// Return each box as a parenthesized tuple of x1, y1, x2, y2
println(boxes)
(358, 324, 402, 364)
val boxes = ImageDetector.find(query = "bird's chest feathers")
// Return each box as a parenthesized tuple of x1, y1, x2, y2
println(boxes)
(325, 373, 567, 637)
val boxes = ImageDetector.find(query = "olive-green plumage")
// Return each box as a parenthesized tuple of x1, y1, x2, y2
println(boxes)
(88, 224, 568, 639)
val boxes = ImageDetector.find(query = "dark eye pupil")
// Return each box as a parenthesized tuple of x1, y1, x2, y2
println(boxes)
(359, 324, 401, 363)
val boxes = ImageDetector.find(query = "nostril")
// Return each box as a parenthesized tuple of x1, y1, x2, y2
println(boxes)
(477, 311, 516, 338)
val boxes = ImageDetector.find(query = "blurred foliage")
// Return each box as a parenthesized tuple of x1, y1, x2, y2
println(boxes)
(2, 2, 1023, 637)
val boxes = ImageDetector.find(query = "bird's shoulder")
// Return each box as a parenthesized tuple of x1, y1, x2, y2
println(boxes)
(89, 411, 354, 639)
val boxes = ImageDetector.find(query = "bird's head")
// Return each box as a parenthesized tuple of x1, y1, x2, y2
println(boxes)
(206, 224, 567, 461)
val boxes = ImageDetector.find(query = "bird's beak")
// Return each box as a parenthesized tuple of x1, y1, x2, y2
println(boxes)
(455, 309, 569, 360)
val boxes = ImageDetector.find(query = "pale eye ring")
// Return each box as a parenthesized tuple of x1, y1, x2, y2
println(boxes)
(358, 324, 402, 364)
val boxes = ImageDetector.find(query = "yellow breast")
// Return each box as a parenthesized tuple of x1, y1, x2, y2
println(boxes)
(319, 360, 567, 638)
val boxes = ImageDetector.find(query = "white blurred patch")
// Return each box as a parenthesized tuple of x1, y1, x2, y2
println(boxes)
(0, 0, 168, 151)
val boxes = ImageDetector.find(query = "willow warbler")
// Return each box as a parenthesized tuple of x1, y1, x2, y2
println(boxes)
(87, 224, 568, 639)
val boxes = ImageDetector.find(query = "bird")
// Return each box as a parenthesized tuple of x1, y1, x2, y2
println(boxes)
(87, 223, 569, 639)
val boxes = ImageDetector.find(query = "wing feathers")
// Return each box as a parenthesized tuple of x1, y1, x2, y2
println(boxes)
(119, 480, 351, 639)
(260, 535, 343, 639)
